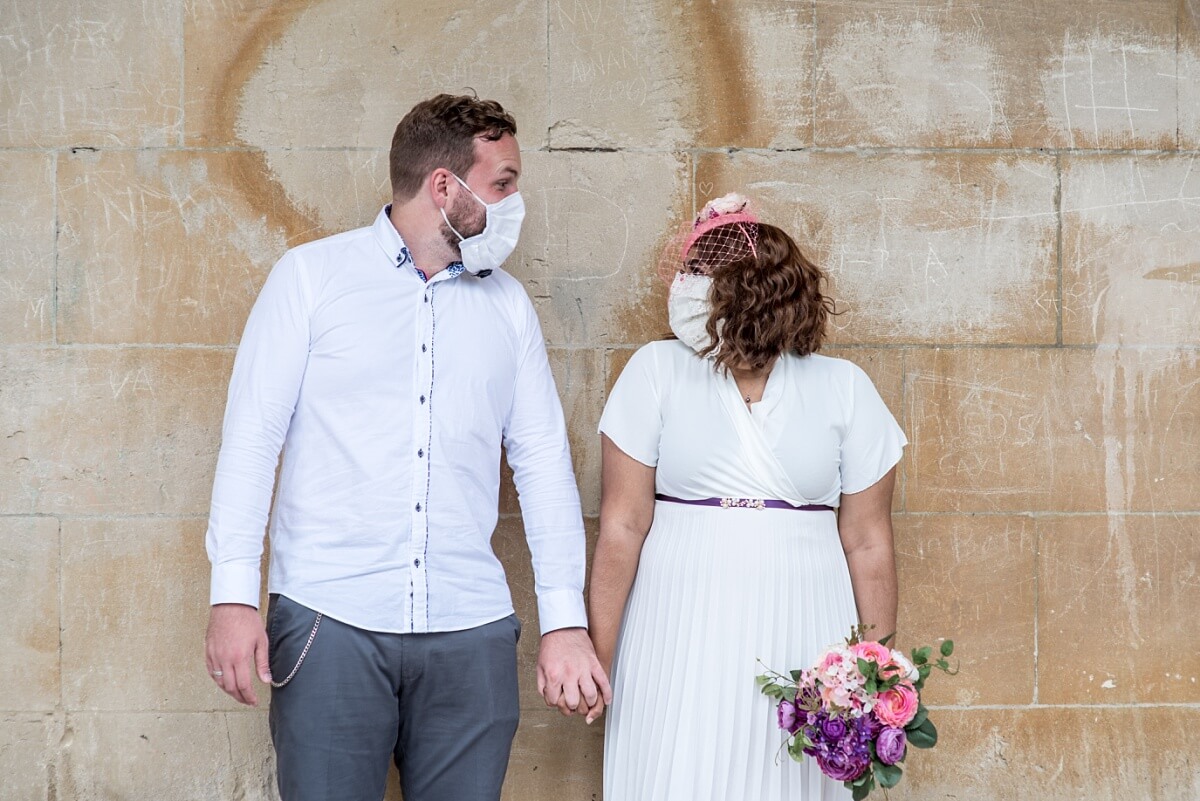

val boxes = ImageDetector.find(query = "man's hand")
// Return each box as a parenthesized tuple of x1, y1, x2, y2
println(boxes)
(537, 627, 613, 724)
(205, 603, 271, 706)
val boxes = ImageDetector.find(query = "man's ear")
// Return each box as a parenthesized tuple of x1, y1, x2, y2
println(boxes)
(428, 168, 451, 208)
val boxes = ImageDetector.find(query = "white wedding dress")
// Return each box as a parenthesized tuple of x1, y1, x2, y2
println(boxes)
(598, 340, 906, 801)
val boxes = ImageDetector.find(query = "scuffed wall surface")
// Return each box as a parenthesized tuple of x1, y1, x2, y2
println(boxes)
(1, 1, 1197, 798)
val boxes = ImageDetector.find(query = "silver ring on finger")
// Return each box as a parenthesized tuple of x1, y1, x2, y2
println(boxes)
(211, 670, 224, 678)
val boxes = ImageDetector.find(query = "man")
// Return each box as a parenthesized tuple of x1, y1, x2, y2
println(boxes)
(204, 94, 610, 801)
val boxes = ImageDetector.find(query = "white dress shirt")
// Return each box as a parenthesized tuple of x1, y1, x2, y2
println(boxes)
(206, 207, 587, 635)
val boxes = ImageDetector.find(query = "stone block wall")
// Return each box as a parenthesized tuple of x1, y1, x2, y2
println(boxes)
(1, 1, 1197, 798)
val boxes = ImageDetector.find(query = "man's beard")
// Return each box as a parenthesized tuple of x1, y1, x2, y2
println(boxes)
(440, 191, 487, 252)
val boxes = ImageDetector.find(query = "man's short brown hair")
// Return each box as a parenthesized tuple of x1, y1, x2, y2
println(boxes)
(389, 94, 517, 202)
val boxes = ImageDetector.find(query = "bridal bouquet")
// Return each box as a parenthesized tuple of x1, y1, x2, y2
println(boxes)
(756, 627, 955, 800)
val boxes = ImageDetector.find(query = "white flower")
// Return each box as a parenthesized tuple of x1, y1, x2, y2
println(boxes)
(697, 192, 751, 220)
(890, 650, 920, 682)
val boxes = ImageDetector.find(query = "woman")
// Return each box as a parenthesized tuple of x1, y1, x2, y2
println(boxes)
(590, 194, 906, 800)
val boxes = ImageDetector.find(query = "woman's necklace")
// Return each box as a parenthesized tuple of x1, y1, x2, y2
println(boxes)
(734, 358, 776, 407)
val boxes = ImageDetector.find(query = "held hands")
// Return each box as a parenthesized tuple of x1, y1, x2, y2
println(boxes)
(204, 603, 272, 706)
(537, 627, 613, 724)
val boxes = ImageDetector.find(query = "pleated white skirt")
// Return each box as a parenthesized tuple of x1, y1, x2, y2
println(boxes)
(603, 501, 858, 801)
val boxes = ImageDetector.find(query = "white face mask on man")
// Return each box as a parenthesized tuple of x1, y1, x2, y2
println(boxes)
(440, 173, 525, 277)
(668, 273, 719, 355)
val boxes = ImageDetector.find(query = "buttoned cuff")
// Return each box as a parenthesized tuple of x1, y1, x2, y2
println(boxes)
(536, 589, 588, 635)
(209, 563, 262, 609)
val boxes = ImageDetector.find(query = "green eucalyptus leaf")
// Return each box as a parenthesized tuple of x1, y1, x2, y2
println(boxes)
(941, 639, 954, 657)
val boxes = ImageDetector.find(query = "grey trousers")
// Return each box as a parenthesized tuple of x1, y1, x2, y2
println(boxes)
(267, 595, 521, 801)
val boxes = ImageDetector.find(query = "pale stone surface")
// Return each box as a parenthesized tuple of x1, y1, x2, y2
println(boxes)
(4, 2, 1199, 799)
(1063, 155, 1200, 345)
(502, 712, 605, 800)
(1183, 2, 1200, 148)
(510, 150, 690, 346)
(57, 149, 389, 347)
(894, 514, 1035, 705)
(57, 149, 284, 345)
(698, 152, 1059, 345)
(550, 0, 813, 148)
(816, 0, 1179, 149)
(0, 153, 55, 345)
(0, 348, 230, 515)
(890, 707, 1200, 801)
(1039, 514, 1200, 704)
(905, 348, 1200, 512)
(262, 149, 391, 237)
(185, 0, 548, 149)
(0, 715, 60, 801)
(60, 518, 231, 711)
(0, 1, 183, 147)
(0, 519, 59, 712)
(60, 711, 278, 800)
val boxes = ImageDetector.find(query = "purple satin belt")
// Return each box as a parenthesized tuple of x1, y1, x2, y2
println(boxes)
(655, 493, 835, 512)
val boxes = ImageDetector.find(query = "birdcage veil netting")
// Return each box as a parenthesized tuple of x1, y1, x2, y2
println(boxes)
(656, 194, 760, 286)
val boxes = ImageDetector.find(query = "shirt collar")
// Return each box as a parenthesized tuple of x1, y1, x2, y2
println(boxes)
(373, 205, 466, 283)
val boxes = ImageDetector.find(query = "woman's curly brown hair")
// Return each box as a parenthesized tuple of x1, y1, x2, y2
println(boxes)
(697, 223, 836, 372)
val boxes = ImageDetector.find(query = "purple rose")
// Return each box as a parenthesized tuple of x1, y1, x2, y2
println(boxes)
(777, 700, 800, 734)
(819, 715, 849, 743)
(817, 749, 871, 783)
(876, 726, 907, 766)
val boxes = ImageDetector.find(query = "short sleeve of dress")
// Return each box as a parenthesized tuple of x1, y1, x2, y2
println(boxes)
(840, 365, 907, 495)
(598, 344, 662, 467)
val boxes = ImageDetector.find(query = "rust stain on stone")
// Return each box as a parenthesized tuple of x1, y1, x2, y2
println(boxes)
(677, 1, 755, 146)
(1143, 263, 1200, 284)
(205, 2, 325, 247)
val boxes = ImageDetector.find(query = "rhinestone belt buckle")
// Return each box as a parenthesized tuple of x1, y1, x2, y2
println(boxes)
(720, 497, 766, 509)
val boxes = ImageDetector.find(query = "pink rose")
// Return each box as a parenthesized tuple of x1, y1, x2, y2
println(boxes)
(850, 641, 892, 665)
(873, 683, 919, 727)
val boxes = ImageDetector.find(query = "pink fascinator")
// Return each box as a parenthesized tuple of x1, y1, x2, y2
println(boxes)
(658, 193, 761, 284)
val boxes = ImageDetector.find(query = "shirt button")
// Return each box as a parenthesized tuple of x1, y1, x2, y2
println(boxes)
(421, 344, 427, 353)
(419, 395, 426, 404)
(413, 558, 421, 568)
(417, 449, 424, 458)
(415, 503, 422, 512)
